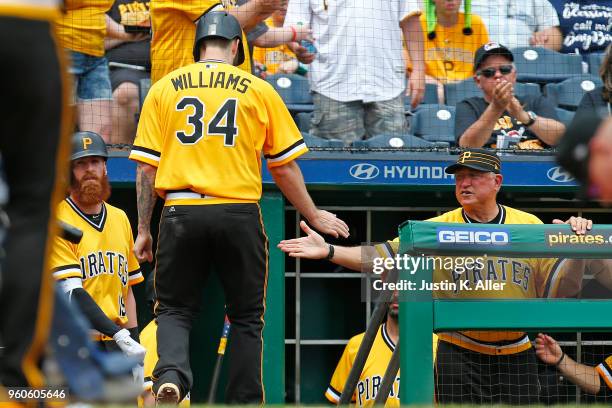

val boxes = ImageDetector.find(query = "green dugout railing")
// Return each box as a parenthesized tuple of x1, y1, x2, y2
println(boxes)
(397, 221, 612, 405)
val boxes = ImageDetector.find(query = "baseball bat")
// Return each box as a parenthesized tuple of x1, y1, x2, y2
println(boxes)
(373, 342, 400, 405)
(207, 314, 231, 404)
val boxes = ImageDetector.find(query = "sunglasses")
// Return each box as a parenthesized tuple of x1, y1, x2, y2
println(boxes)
(477, 64, 514, 78)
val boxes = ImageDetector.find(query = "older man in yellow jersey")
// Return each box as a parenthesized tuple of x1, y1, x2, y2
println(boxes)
(278, 148, 602, 404)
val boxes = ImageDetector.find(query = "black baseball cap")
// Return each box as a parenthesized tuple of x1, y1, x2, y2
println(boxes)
(556, 113, 604, 189)
(473, 42, 514, 72)
(445, 148, 502, 174)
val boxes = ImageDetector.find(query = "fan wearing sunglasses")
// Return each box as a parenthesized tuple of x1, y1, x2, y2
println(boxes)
(456, 42, 566, 149)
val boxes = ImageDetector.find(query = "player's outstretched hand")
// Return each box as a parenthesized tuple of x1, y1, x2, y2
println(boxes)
(133, 232, 153, 263)
(278, 221, 329, 259)
(553, 216, 593, 235)
(309, 209, 349, 238)
(534, 333, 563, 365)
(113, 329, 146, 362)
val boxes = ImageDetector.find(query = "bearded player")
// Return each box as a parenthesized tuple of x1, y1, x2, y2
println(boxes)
(50, 131, 145, 364)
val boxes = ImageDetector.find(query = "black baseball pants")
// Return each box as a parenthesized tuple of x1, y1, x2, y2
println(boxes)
(0, 16, 71, 388)
(152, 203, 268, 404)
(435, 339, 540, 404)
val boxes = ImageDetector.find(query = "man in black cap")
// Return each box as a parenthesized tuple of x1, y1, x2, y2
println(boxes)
(557, 114, 612, 203)
(456, 42, 565, 149)
(278, 148, 592, 404)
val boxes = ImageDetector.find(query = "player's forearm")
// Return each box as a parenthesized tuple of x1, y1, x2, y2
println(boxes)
(459, 105, 504, 147)
(557, 355, 601, 394)
(327, 245, 365, 271)
(71, 288, 122, 337)
(136, 163, 157, 234)
(270, 161, 318, 222)
(529, 117, 565, 146)
(124, 287, 138, 329)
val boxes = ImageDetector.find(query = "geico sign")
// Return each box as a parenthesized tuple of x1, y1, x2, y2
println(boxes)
(437, 230, 510, 244)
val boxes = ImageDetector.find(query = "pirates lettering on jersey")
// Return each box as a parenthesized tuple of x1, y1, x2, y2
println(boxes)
(356, 375, 400, 407)
(78, 250, 129, 286)
(447, 258, 531, 294)
(170, 69, 251, 94)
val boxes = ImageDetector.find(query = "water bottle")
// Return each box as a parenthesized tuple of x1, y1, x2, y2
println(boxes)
(297, 22, 317, 54)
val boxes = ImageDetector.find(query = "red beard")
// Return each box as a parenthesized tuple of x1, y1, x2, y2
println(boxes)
(71, 172, 111, 206)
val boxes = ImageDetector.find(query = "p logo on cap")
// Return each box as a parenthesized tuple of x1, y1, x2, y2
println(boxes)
(82, 137, 93, 151)
(459, 151, 471, 163)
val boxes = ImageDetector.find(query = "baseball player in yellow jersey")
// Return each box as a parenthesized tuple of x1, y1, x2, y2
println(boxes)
(278, 148, 601, 404)
(325, 298, 439, 408)
(50, 132, 146, 370)
(130, 11, 348, 404)
(0, 0, 73, 395)
(150, 0, 286, 82)
(536, 333, 612, 396)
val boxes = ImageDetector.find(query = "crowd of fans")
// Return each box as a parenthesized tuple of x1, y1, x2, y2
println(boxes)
(61, 0, 612, 148)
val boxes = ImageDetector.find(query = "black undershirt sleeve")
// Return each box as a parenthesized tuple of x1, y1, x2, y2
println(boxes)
(71, 288, 122, 338)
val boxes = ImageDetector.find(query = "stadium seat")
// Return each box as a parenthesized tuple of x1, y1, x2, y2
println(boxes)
(544, 75, 603, 110)
(588, 52, 605, 76)
(511, 47, 583, 83)
(443, 79, 540, 106)
(405, 83, 439, 108)
(555, 108, 575, 126)
(409, 104, 456, 145)
(302, 132, 344, 148)
(265, 74, 313, 112)
(352, 133, 439, 148)
(294, 112, 312, 133)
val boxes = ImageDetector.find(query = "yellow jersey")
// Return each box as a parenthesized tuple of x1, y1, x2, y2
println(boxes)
(139, 320, 191, 406)
(325, 324, 438, 408)
(377, 205, 572, 355)
(596, 355, 612, 391)
(149, 0, 251, 83)
(55, 0, 114, 56)
(416, 13, 489, 82)
(130, 60, 307, 206)
(50, 198, 143, 328)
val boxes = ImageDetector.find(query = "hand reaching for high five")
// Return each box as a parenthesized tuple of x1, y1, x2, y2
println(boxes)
(277, 221, 329, 259)
(308, 209, 349, 238)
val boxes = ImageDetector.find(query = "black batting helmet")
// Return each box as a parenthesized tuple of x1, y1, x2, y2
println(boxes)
(193, 11, 245, 65)
(71, 131, 108, 161)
